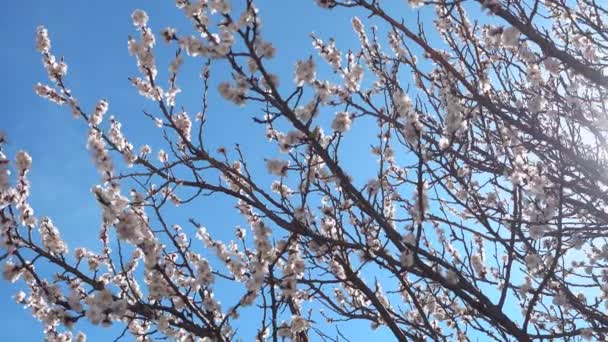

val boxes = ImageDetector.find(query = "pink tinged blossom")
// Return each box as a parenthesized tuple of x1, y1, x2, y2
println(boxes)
(15, 151, 32, 173)
(400, 249, 415, 267)
(75, 332, 86, 342)
(160, 27, 176, 43)
(2, 261, 22, 283)
(315, 0, 335, 8)
(256, 41, 276, 59)
(209, 0, 231, 14)
(89, 99, 109, 126)
(331, 111, 352, 133)
(290, 315, 310, 334)
(130, 77, 162, 101)
(366, 178, 381, 196)
(329, 259, 345, 279)
(544, 57, 560, 74)
(294, 58, 316, 86)
(35, 26, 51, 53)
(39, 217, 68, 254)
(266, 159, 289, 176)
(351, 16, 364, 33)
(344, 64, 363, 92)
(158, 149, 168, 163)
(34, 83, 65, 104)
(131, 9, 149, 27)
(172, 111, 192, 142)
(407, 0, 424, 8)
(312, 36, 341, 70)
(439, 136, 450, 150)
(277, 322, 291, 338)
(471, 254, 486, 277)
(169, 55, 183, 74)
(501, 27, 520, 47)
(13, 290, 26, 304)
(525, 253, 542, 270)
(393, 91, 413, 118)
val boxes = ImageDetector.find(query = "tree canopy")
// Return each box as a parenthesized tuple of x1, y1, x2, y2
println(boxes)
(3, 0, 608, 341)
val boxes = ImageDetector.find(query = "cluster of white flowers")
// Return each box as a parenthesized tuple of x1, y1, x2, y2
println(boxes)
(409, 182, 428, 224)
(87, 130, 113, 179)
(312, 36, 342, 70)
(393, 90, 422, 146)
(108, 118, 136, 166)
(343, 62, 364, 92)
(275, 130, 306, 153)
(171, 111, 192, 143)
(34, 83, 65, 105)
(552, 289, 569, 308)
(393, 90, 413, 118)
(331, 111, 352, 133)
(527, 94, 546, 114)
(128, 10, 158, 80)
(218, 75, 249, 106)
(471, 253, 486, 278)
(197, 224, 246, 284)
(294, 102, 318, 122)
(130, 77, 162, 101)
(366, 178, 381, 196)
(241, 215, 273, 305)
(388, 30, 407, 59)
(168, 55, 183, 77)
(573, 34, 598, 61)
(2, 261, 23, 283)
(441, 88, 467, 136)
(290, 315, 310, 334)
(527, 64, 544, 87)
(266, 158, 289, 177)
(271, 180, 293, 197)
(407, 0, 424, 7)
(89, 100, 108, 126)
(36, 26, 67, 81)
(501, 27, 520, 47)
(255, 40, 276, 59)
(294, 58, 316, 86)
(174, 0, 236, 57)
(184, 26, 235, 58)
(15, 151, 32, 174)
(543, 57, 560, 75)
(115, 209, 147, 244)
(84, 289, 127, 326)
(195, 258, 215, 287)
(10, 151, 35, 227)
(280, 245, 305, 297)
(329, 258, 346, 279)
(525, 253, 542, 271)
(35, 25, 51, 53)
(131, 9, 149, 27)
(315, 0, 335, 8)
(157, 149, 168, 163)
(39, 218, 68, 254)
(0, 151, 9, 199)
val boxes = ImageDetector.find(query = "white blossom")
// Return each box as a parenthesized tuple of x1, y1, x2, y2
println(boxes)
(294, 58, 316, 86)
(331, 111, 352, 133)
(131, 9, 149, 27)
(266, 159, 289, 176)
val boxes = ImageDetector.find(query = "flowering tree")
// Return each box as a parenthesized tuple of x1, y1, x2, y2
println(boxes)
(2, 0, 608, 340)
